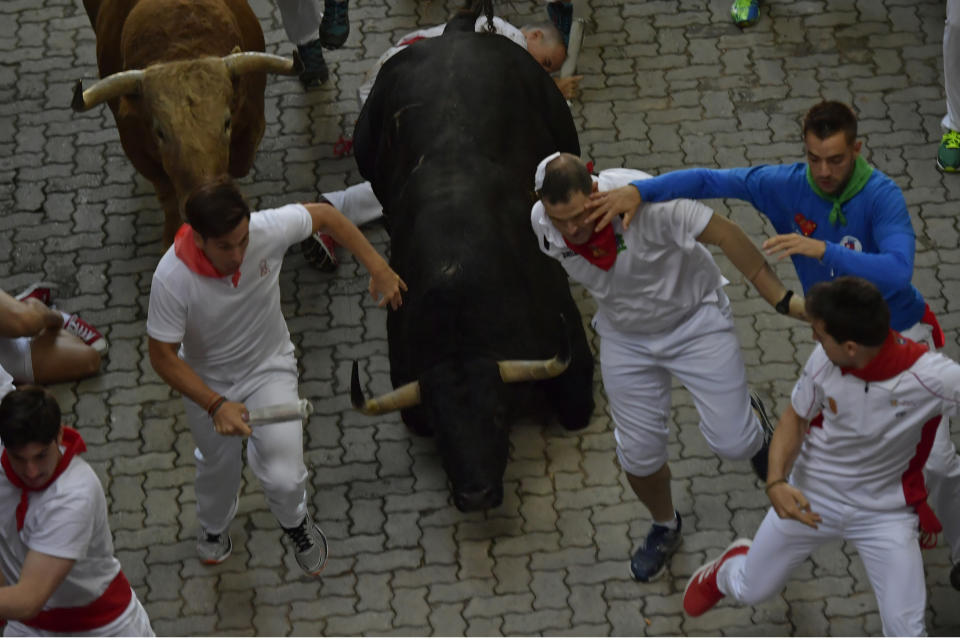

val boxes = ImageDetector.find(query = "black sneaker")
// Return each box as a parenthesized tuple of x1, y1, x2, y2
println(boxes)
(951, 561, 960, 591)
(630, 512, 682, 582)
(319, 0, 349, 49)
(749, 392, 774, 481)
(301, 231, 339, 272)
(297, 39, 329, 88)
(547, 1, 574, 47)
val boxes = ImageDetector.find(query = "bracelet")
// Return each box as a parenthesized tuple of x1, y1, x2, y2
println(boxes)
(774, 290, 794, 315)
(765, 478, 788, 492)
(207, 395, 227, 418)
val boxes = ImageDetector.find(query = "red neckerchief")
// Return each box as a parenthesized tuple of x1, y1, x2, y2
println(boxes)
(921, 304, 945, 349)
(564, 224, 617, 271)
(173, 224, 241, 287)
(1, 427, 87, 531)
(840, 330, 927, 382)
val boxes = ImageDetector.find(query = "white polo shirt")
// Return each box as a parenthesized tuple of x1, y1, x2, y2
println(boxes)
(146, 204, 313, 383)
(531, 168, 727, 335)
(790, 343, 960, 512)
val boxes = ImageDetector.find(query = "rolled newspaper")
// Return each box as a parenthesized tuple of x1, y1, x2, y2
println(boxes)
(247, 399, 314, 426)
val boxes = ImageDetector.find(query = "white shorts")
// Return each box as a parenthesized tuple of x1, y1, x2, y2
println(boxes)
(0, 336, 33, 383)
(595, 292, 762, 477)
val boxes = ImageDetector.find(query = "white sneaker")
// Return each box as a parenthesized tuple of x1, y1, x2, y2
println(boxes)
(196, 529, 233, 565)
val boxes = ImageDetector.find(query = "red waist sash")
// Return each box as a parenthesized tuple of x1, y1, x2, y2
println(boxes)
(23, 570, 132, 632)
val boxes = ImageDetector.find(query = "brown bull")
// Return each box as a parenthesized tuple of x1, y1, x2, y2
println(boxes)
(75, 0, 300, 245)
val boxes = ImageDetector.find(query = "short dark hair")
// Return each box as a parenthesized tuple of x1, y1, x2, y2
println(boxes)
(184, 176, 251, 239)
(540, 153, 592, 204)
(805, 277, 889, 347)
(802, 101, 858, 144)
(0, 387, 61, 450)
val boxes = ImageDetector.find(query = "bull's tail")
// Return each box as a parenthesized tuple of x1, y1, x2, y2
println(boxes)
(457, 0, 496, 32)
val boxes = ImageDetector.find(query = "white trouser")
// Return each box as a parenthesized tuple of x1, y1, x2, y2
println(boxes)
(275, 0, 322, 46)
(596, 291, 763, 477)
(717, 494, 926, 637)
(323, 182, 383, 227)
(944, 0, 960, 131)
(5, 591, 154, 637)
(901, 320, 960, 563)
(185, 352, 308, 532)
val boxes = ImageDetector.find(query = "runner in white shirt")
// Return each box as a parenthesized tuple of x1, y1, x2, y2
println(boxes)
(683, 276, 954, 636)
(530, 152, 805, 582)
(0, 387, 153, 637)
(146, 176, 405, 575)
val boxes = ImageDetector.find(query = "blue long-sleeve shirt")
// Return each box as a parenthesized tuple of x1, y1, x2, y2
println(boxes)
(631, 163, 926, 331)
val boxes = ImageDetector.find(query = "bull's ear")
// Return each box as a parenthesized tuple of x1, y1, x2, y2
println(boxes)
(230, 45, 242, 54)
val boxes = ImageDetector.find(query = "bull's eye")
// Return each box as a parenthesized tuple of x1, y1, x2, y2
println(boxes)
(155, 127, 165, 142)
(224, 117, 231, 133)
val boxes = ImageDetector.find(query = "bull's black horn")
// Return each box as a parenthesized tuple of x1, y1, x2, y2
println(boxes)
(71, 80, 85, 112)
(498, 314, 572, 383)
(351, 360, 422, 415)
(350, 361, 366, 410)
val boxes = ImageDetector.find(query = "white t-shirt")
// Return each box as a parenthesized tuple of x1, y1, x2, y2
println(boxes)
(146, 204, 313, 383)
(0, 454, 121, 609)
(790, 343, 960, 511)
(531, 168, 726, 335)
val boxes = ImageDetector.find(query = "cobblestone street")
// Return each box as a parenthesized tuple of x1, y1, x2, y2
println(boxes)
(2, 0, 960, 634)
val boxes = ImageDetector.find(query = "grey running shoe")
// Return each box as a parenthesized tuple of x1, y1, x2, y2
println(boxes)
(197, 529, 232, 565)
(283, 513, 329, 576)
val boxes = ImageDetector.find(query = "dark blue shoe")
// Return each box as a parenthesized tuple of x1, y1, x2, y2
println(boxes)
(296, 39, 329, 88)
(319, 0, 349, 49)
(547, 1, 573, 47)
(749, 392, 774, 481)
(951, 562, 960, 591)
(630, 512, 682, 582)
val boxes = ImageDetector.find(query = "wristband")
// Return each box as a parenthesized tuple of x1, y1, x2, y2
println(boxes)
(207, 395, 227, 418)
(774, 290, 794, 315)
(765, 478, 787, 492)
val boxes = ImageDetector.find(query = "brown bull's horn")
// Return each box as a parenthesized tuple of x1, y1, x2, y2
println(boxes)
(72, 70, 144, 112)
(497, 353, 569, 383)
(223, 51, 302, 77)
(351, 361, 421, 415)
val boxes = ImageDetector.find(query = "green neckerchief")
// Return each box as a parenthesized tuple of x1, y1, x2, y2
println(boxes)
(805, 155, 873, 226)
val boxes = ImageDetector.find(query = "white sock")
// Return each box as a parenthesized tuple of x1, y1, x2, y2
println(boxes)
(59, 310, 70, 326)
(654, 515, 679, 530)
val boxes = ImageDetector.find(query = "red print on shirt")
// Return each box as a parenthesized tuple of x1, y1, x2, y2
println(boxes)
(794, 213, 817, 237)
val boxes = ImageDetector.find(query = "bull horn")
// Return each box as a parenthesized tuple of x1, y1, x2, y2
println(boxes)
(351, 361, 421, 415)
(72, 71, 144, 112)
(497, 353, 569, 383)
(223, 51, 302, 77)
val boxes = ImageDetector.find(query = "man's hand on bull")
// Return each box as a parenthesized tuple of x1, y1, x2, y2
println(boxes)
(368, 264, 407, 310)
(213, 401, 252, 437)
(584, 184, 643, 231)
(554, 75, 583, 100)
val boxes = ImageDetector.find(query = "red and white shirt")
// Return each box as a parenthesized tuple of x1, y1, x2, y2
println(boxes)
(791, 335, 960, 514)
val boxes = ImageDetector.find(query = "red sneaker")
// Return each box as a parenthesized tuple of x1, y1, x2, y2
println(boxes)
(63, 313, 108, 355)
(683, 538, 751, 617)
(15, 282, 56, 306)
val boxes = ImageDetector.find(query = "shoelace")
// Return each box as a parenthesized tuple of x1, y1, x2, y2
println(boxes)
(943, 130, 960, 149)
(287, 523, 313, 552)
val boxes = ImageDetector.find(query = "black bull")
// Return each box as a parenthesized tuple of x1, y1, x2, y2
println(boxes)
(352, 24, 594, 512)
